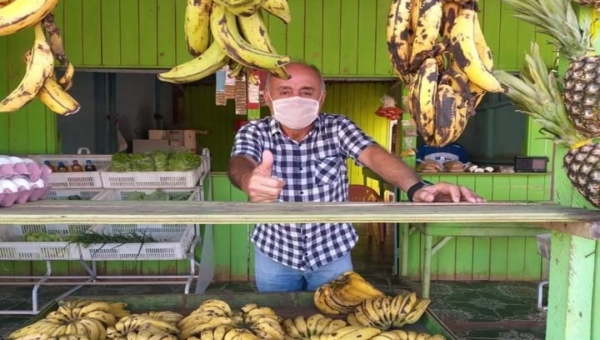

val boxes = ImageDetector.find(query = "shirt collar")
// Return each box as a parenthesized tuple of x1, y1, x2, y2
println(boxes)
(268, 115, 324, 136)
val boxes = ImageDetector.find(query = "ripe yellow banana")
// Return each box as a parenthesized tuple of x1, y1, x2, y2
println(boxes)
(305, 314, 326, 336)
(282, 319, 302, 338)
(250, 317, 285, 340)
(337, 327, 382, 340)
(386, 0, 414, 83)
(157, 41, 229, 84)
(408, 0, 443, 70)
(261, 0, 291, 23)
(324, 320, 347, 334)
(433, 82, 467, 147)
(0, 0, 58, 36)
(450, 6, 504, 93)
(403, 299, 431, 324)
(85, 310, 116, 327)
(200, 299, 233, 316)
(408, 57, 438, 144)
(237, 12, 290, 79)
(77, 302, 112, 317)
(212, 324, 235, 340)
(314, 285, 340, 315)
(184, 0, 212, 57)
(0, 23, 54, 113)
(472, 10, 493, 72)
(78, 318, 104, 340)
(210, 3, 290, 70)
(440, 1, 460, 40)
(214, 0, 265, 16)
(340, 272, 384, 298)
(145, 311, 185, 324)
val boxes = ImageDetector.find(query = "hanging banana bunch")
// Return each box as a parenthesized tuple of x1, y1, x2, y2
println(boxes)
(386, 0, 504, 147)
(158, 0, 292, 85)
(0, 0, 80, 115)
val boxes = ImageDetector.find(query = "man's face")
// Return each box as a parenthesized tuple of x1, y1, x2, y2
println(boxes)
(264, 64, 326, 111)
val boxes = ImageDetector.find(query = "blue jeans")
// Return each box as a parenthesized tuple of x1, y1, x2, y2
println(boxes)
(253, 246, 353, 292)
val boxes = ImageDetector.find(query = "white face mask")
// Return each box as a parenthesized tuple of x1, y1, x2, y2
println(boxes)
(271, 96, 321, 130)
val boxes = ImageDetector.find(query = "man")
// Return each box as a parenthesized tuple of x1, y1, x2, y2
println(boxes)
(228, 62, 484, 293)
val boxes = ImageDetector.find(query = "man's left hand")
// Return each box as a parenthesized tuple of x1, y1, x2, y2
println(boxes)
(412, 182, 485, 203)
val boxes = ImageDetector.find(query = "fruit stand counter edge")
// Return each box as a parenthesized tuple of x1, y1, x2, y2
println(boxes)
(1, 201, 599, 240)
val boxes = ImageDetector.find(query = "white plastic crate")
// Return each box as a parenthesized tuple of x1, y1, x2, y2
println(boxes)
(0, 224, 90, 260)
(99, 149, 210, 189)
(79, 224, 196, 261)
(30, 148, 110, 189)
(45, 188, 104, 201)
(93, 188, 202, 202)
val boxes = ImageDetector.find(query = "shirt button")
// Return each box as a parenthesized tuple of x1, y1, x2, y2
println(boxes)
(300, 191, 304, 194)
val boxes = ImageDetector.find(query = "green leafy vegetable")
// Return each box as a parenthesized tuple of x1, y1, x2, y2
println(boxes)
(168, 151, 202, 171)
(150, 150, 170, 171)
(111, 153, 132, 172)
(130, 154, 155, 172)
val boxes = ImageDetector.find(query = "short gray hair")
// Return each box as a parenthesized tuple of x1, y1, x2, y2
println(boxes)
(264, 61, 326, 94)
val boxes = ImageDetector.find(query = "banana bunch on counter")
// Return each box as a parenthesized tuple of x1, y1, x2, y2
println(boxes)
(346, 293, 431, 330)
(314, 271, 385, 315)
(158, 0, 292, 85)
(8, 300, 130, 340)
(0, 0, 80, 115)
(387, 0, 505, 147)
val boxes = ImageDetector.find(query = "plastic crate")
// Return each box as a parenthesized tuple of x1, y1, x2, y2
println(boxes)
(81, 188, 201, 260)
(536, 233, 551, 260)
(79, 224, 196, 261)
(99, 149, 210, 189)
(45, 188, 104, 201)
(0, 224, 90, 260)
(30, 148, 110, 189)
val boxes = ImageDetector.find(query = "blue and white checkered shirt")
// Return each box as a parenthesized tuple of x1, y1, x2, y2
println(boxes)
(230, 114, 377, 271)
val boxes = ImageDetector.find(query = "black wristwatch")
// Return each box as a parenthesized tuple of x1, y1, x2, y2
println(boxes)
(407, 180, 433, 202)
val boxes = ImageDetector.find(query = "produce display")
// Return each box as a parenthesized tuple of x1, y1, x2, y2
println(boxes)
(110, 151, 202, 173)
(0, 0, 79, 116)
(8, 272, 444, 340)
(0, 155, 52, 207)
(494, 0, 600, 208)
(158, 0, 292, 85)
(387, 0, 505, 147)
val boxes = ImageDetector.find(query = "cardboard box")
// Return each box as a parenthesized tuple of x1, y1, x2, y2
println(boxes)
(148, 130, 168, 140)
(132, 139, 172, 153)
(168, 130, 197, 152)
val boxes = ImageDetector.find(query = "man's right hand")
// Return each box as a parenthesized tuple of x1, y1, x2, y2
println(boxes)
(245, 150, 285, 203)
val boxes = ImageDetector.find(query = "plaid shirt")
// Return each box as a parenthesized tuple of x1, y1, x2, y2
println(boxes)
(230, 114, 377, 271)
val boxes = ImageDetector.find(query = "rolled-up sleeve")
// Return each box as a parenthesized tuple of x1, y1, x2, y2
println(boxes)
(230, 122, 263, 164)
(337, 116, 377, 166)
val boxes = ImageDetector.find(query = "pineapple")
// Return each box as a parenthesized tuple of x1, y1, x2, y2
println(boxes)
(494, 43, 600, 208)
(503, 0, 600, 136)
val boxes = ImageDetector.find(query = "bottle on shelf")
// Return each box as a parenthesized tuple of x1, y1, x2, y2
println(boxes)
(56, 161, 69, 172)
(71, 160, 83, 172)
(43, 160, 56, 172)
(84, 160, 97, 172)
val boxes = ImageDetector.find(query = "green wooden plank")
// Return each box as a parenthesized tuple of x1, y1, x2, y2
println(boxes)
(481, 0, 501, 70)
(63, 0, 83, 66)
(506, 237, 526, 279)
(138, 0, 158, 66)
(7, 31, 31, 154)
(498, 6, 519, 70)
(471, 176, 493, 279)
(175, 0, 190, 65)
(303, 0, 323, 69)
(407, 229, 421, 280)
(81, 0, 102, 66)
(508, 175, 528, 201)
(157, 0, 177, 66)
(338, 0, 359, 75)
(321, 0, 341, 76)
(435, 176, 457, 280)
(515, 21, 534, 72)
(454, 176, 476, 280)
(120, 0, 140, 66)
(45, 106, 57, 153)
(27, 95, 48, 153)
(230, 185, 250, 281)
(592, 243, 600, 338)
(212, 174, 233, 281)
(266, 11, 287, 55)
(525, 175, 548, 201)
(101, 0, 122, 66)
(0, 35, 9, 152)
(286, 0, 305, 61)
(489, 237, 508, 281)
(563, 236, 595, 339)
(356, 0, 377, 76)
(374, 0, 392, 76)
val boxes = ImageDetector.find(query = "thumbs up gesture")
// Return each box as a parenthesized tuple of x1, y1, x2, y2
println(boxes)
(247, 150, 285, 203)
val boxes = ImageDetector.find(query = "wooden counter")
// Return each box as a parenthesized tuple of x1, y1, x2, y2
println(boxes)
(1, 201, 599, 240)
